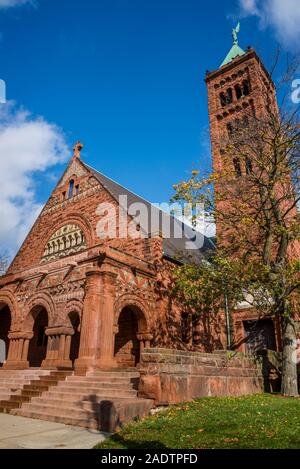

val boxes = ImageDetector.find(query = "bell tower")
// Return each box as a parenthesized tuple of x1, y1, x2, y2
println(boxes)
(205, 23, 278, 237)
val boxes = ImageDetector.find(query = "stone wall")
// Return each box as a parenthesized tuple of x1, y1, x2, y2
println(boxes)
(138, 348, 264, 405)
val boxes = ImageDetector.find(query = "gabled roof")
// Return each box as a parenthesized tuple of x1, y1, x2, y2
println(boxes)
(83, 162, 215, 263)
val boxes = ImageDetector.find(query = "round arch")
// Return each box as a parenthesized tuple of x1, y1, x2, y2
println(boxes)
(0, 289, 20, 329)
(64, 300, 83, 365)
(114, 294, 151, 333)
(0, 303, 11, 365)
(63, 299, 83, 327)
(38, 213, 94, 261)
(27, 305, 49, 367)
(23, 292, 56, 330)
(114, 294, 152, 367)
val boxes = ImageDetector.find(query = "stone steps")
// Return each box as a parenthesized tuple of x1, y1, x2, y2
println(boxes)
(13, 396, 154, 431)
(87, 370, 140, 378)
(11, 409, 101, 430)
(55, 381, 135, 390)
(40, 388, 137, 400)
(0, 370, 71, 413)
(67, 375, 135, 384)
(12, 369, 154, 431)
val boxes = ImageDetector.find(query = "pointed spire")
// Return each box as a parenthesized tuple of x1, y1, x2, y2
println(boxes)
(72, 141, 83, 160)
(220, 22, 245, 68)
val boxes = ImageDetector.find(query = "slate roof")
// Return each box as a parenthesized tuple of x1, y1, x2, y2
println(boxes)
(83, 162, 215, 263)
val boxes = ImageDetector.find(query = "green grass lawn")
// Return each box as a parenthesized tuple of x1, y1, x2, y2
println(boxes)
(95, 394, 300, 449)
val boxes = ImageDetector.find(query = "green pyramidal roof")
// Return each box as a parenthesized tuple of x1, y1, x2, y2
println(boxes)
(220, 43, 245, 68)
(220, 22, 245, 68)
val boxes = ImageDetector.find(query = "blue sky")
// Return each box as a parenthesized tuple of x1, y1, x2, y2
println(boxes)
(0, 0, 299, 257)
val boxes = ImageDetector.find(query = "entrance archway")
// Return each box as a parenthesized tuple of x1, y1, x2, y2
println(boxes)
(69, 312, 80, 364)
(0, 305, 11, 366)
(28, 307, 48, 367)
(114, 306, 141, 367)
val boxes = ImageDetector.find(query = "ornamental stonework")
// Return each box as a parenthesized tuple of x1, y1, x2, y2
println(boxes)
(41, 224, 86, 263)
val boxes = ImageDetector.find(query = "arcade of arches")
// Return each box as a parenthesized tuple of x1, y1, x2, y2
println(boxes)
(0, 287, 152, 372)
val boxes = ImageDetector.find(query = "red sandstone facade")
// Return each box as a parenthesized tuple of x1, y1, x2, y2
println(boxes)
(0, 152, 224, 373)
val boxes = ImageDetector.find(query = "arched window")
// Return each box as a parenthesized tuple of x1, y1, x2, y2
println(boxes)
(241, 116, 249, 128)
(235, 80, 251, 100)
(245, 157, 253, 175)
(233, 158, 242, 177)
(68, 179, 74, 199)
(235, 84, 243, 100)
(225, 88, 233, 104)
(243, 80, 250, 96)
(220, 88, 233, 107)
(227, 122, 234, 136)
(220, 92, 227, 107)
(41, 224, 87, 263)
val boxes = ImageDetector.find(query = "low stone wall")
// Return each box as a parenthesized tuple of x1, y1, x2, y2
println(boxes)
(138, 348, 264, 405)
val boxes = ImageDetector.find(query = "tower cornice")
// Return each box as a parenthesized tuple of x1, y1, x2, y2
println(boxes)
(205, 48, 275, 90)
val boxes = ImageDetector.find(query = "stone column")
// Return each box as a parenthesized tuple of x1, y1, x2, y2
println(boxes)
(64, 335, 72, 360)
(59, 334, 66, 359)
(17, 339, 24, 360)
(3, 332, 33, 369)
(75, 270, 103, 373)
(137, 333, 153, 360)
(22, 339, 30, 361)
(95, 270, 118, 369)
(42, 326, 73, 369)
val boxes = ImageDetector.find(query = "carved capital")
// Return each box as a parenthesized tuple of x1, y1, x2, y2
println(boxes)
(137, 332, 153, 342)
(45, 326, 74, 336)
(8, 331, 34, 340)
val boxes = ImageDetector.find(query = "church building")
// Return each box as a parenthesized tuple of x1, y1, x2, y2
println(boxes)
(0, 27, 288, 429)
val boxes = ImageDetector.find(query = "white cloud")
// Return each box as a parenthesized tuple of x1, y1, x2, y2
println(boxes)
(239, 0, 300, 46)
(0, 102, 69, 258)
(0, 0, 33, 8)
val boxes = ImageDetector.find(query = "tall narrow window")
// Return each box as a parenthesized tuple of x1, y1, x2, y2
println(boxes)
(225, 88, 233, 104)
(245, 157, 253, 175)
(227, 122, 234, 136)
(75, 185, 79, 196)
(68, 179, 74, 199)
(243, 80, 250, 96)
(235, 84, 243, 100)
(233, 158, 242, 177)
(220, 92, 227, 107)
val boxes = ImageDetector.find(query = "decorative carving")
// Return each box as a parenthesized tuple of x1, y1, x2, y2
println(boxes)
(41, 224, 86, 263)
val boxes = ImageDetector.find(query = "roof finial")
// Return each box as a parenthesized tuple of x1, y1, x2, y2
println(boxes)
(232, 22, 240, 46)
(72, 140, 83, 159)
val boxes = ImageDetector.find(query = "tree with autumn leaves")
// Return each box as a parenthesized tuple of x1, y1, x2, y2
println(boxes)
(172, 93, 300, 397)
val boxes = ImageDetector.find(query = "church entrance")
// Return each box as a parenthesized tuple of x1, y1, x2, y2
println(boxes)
(243, 319, 277, 355)
(0, 305, 11, 366)
(114, 307, 140, 367)
(28, 307, 48, 367)
(69, 312, 80, 365)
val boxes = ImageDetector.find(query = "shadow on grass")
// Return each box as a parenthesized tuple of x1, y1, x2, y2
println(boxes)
(99, 433, 167, 449)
